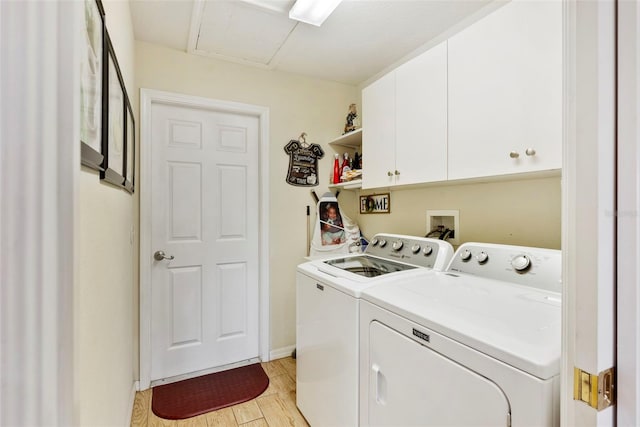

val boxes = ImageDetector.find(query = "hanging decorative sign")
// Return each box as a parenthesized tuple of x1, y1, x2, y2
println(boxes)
(284, 133, 324, 187)
(360, 193, 391, 214)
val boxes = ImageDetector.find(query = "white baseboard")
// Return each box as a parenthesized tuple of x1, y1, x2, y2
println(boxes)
(269, 345, 296, 360)
(125, 381, 139, 427)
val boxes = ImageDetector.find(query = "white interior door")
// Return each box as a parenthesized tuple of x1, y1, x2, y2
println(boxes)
(149, 101, 260, 382)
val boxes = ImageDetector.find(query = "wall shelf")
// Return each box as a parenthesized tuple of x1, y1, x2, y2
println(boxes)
(328, 179, 362, 190)
(328, 128, 362, 149)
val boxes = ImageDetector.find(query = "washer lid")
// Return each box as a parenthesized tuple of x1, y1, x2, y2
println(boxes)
(324, 255, 417, 277)
(361, 272, 561, 380)
(297, 256, 434, 298)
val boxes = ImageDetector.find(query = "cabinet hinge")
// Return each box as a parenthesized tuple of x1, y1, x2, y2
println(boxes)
(573, 367, 616, 410)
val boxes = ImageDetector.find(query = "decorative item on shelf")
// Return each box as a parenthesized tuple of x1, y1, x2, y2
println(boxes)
(342, 169, 362, 182)
(284, 132, 325, 187)
(352, 150, 361, 169)
(332, 153, 340, 184)
(359, 193, 391, 214)
(340, 152, 350, 181)
(343, 103, 359, 134)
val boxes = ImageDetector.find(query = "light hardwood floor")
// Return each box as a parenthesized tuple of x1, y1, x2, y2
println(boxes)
(131, 357, 309, 427)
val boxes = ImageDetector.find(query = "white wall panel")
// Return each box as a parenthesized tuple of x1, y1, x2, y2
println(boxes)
(169, 267, 203, 348)
(218, 263, 247, 338)
(168, 162, 202, 240)
(169, 119, 202, 149)
(218, 165, 247, 239)
(218, 126, 247, 152)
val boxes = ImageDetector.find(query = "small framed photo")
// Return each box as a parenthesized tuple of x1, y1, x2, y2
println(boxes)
(123, 98, 135, 193)
(360, 193, 391, 214)
(100, 32, 126, 187)
(80, 0, 105, 170)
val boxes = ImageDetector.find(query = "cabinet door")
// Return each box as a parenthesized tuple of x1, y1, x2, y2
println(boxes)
(396, 41, 448, 185)
(448, 0, 562, 180)
(362, 72, 396, 189)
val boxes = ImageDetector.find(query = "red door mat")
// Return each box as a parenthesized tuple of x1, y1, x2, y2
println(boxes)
(151, 363, 269, 420)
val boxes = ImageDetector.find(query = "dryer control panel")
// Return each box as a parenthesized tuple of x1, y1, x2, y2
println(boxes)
(447, 243, 561, 293)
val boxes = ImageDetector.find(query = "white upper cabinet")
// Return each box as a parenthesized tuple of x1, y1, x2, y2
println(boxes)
(447, 0, 562, 180)
(396, 42, 448, 185)
(362, 71, 396, 188)
(362, 41, 448, 189)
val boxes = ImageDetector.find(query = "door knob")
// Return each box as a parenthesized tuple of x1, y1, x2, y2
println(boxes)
(509, 151, 520, 159)
(525, 148, 536, 156)
(154, 250, 174, 261)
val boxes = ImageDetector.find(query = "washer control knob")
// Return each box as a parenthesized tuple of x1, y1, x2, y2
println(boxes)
(460, 249, 472, 261)
(476, 251, 489, 264)
(512, 255, 531, 272)
(422, 246, 433, 256)
(392, 240, 404, 251)
(411, 244, 421, 254)
(370, 238, 379, 246)
(378, 239, 387, 248)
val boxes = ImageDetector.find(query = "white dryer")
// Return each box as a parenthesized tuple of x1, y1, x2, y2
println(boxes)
(359, 242, 562, 427)
(296, 234, 453, 427)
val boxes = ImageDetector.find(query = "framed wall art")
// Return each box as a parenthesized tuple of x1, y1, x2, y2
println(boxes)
(80, 0, 105, 170)
(359, 193, 391, 214)
(100, 32, 126, 188)
(123, 97, 135, 193)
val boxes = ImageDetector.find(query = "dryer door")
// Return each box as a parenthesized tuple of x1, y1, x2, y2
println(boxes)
(368, 321, 510, 426)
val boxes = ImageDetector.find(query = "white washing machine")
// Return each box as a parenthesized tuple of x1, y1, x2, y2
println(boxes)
(296, 234, 454, 427)
(359, 242, 562, 427)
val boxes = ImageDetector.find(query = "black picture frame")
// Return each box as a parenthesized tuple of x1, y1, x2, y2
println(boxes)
(100, 31, 127, 187)
(80, 0, 105, 170)
(123, 97, 135, 193)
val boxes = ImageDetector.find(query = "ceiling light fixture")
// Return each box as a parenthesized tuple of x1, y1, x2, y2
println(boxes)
(289, 0, 343, 26)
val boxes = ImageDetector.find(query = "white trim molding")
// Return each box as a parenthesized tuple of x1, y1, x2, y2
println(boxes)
(138, 89, 270, 389)
(562, 0, 616, 425)
(270, 345, 296, 361)
(617, 0, 640, 424)
(0, 1, 79, 425)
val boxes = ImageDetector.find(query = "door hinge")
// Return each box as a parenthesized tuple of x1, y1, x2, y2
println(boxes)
(573, 367, 616, 410)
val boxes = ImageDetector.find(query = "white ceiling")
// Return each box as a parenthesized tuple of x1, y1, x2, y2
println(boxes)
(130, 0, 493, 85)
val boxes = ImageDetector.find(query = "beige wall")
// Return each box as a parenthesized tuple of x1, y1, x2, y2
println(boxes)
(354, 175, 561, 250)
(135, 41, 359, 353)
(76, 0, 137, 425)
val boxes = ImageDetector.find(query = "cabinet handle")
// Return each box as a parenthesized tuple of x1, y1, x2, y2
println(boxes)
(387, 171, 393, 177)
(509, 151, 520, 159)
(525, 148, 537, 156)
(394, 170, 400, 176)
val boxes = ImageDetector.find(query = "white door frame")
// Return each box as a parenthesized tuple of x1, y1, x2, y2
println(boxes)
(561, 0, 617, 425)
(616, 0, 640, 424)
(139, 89, 270, 390)
(0, 1, 78, 424)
